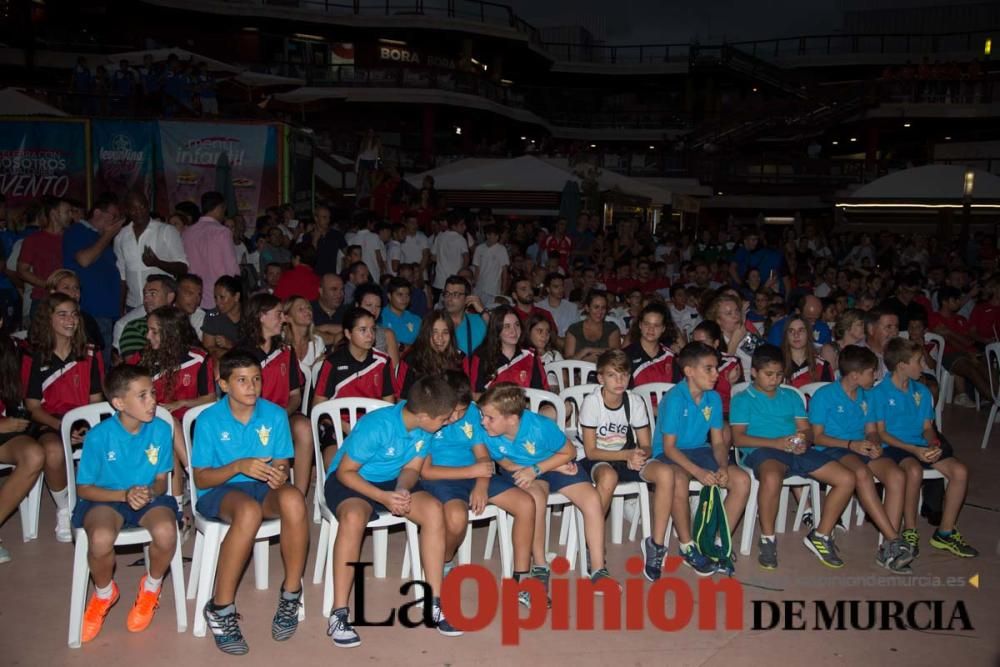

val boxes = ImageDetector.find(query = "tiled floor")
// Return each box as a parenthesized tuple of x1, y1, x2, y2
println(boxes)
(2, 404, 998, 666)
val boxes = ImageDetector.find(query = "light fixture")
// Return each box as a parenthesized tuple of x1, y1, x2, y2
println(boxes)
(849, 137, 857, 142)
(986, 38, 992, 56)
(903, 122, 911, 128)
(832, 140, 839, 145)
(964, 168, 975, 197)
(482, 64, 488, 71)
(649, 145, 655, 150)
(520, 136, 526, 140)
(530, 140, 536, 144)
(752, 87, 758, 92)
(379, 38, 407, 46)
(293, 33, 324, 41)
(945, 136, 952, 140)
(242, 27, 259, 32)
(501, 78, 514, 85)
(470, 57, 481, 66)
(455, 126, 462, 135)
(590, 144, 596, 148)
(717, 191, 724, 195)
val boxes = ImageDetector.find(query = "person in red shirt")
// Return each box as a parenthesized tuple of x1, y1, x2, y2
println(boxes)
(969, 278, 1000, 345)
(780, 316, 833, 388)
(625, 303, 680, 392)
(541, 218, 573, 272)
(19, 196, 72, 305)
(129, 305, 214, 499)
(930, 286, 992, 406)
(509, 276, 556, 332)
(469, 305, 548, 396)
(21, 292, 104, 542)
(274, 243, 320, 303)
(238, 293, 313, 495)
(691, 320, 742, 417)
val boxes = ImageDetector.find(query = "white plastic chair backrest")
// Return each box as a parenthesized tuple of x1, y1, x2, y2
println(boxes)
(558, 384, 600, 432)
(181, 401, 217, 521)
(310, 398, 393, 498)
(899, 331, 945, 381)
(986, 342, 1000, 405)
(730, 381, 750, 398)
(523, 387, 566, 429)
(798, 381, 829, 407)
(299, 364, 314, 415)
(543, 360, 596, 393)
(633, 382, 674, 430)
(61, 403, 175, 516)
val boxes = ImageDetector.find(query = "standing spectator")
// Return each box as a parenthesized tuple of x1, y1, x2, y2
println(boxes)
(182, 191, 239, 310)
(71, 57, 94, 114)
(385, 224, 404, 277)
(116, 191, 188, 311)
(342, 261, 370, 306)
(353, 216, 386, 284)
(62, 193, 123, 366)
(542, 218, 573, 272)
(274, 243, 319, 302)
(18, 196, 72, 315)
(471, 224, 510, 307)
(400, 215, 431, 278)
(139, 54, 161, 113)
(110, 59, 136, 114)
(431, 217, 469, 298)
(193, 63, 217, 115)
(310, 205, 345, 277)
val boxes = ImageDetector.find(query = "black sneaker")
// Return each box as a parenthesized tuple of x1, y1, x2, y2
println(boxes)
(432, 599, 463, 637)
(203, 603, 249, 655)
(327, 608, 361, 648)
(758, 537, 778, 570)
(901, 528, 921, 558)
(589, 567, 622, 593)
(803, 530, 844, 569)
(679, 545, 716, 577)
(929, 529, 978, 558)
(271, 588, 301, 641)
(530, 565, 552, 608)
(876, 538, 914, 573)
(640, 537, 668, 581)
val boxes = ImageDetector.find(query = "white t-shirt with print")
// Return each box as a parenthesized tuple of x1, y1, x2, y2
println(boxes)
(575, 387, 649, 460)
(472, 242, 509, 301)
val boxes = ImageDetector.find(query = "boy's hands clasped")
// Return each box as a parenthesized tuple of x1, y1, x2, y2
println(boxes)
(238, 457, 289, 489)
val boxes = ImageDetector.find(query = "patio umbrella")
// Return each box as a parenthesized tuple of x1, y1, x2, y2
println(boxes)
(215, 151, 238, 218)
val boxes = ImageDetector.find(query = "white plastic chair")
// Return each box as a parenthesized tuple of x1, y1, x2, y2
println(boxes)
(309, 398, 425, 616)
(182, 402, 304, 637)
(64, 403, 187, 648)
(523, 387, 566, 426)
(981, 342, 1000, 449)
(0, 464, 43, 541)
(900, 331, 946, 429)
(633, 382, 674, 432)
(543, 360, 596, 393)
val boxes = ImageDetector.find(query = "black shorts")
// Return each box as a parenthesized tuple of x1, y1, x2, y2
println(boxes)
(882, 445, 952, 470)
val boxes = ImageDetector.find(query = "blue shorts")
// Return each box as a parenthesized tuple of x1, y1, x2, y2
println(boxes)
(743, 448, 832, 478)
(500, 465, 590, 493)
(882, 445, 951, 470)
(324, 473, 427, 521)
(72, 495, 180, 530)
(196, 480, 272, 521)
(421, 476, 517, 504)
(579, 458, 644, 484)
(818, 447, 856, 462)
(657, 446, 726, 472)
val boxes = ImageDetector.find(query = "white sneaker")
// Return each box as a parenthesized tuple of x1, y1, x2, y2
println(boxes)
(0, 541, 11, 564)
(953, 393, 977, 409)
(55, 508, 72, 543)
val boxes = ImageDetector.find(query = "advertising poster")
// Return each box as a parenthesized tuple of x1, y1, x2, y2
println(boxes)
(92, 120, 155, 203)
(0, 119, 88, 214)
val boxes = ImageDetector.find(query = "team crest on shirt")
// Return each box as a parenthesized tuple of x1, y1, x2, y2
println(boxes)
(461, 422, 473, 439)
(524, 440, 536, 455)
(107, 451, 117, 462)
(861, 401, 868, 416)
(837, 405, 845, 414)
(702, 406, 712, 422)
(221, 432, 231, 441)
(386, 447, 396, 456)
(415, 440, 424, 453)
(889, 398, 896, 407)
(182, 374, 192, 387)
(256, 425, 271, 446)
(913, 392, 922, 407)
(407, 323, 415, 332)
(145, 444, 160, 465)
(280, 362, 287, 377)
(682, 408, 689, 418)
(519, 371, 528, 384)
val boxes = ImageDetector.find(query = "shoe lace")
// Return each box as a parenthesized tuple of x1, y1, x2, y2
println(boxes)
(328, 614, 354, 637)
(216, 612, 244, 640)
(948, 531, 968, 546)
(274, 596, 300, 627)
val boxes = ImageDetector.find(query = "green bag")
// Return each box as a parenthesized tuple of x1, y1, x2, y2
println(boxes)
(693, 484, 733, 570)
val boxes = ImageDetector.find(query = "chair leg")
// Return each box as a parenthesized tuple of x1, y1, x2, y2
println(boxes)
(373, 527, 388, 578)
(404, 521, 423, 601)
(169, 528, 188, 633)
(252, 539, 269, 590)
(20, 475, 43, 542)
(792, 484, 809, 532)
(740, 478, 759, 556)
(776, 487, 789, 533)
(575, 509, 588, 577)
(193, 527, 222, 638)
(810, 481, 822, 528)
(558, 508, 571, 545)
(610, 496, 624, 545)
(458, 521, 473, 565)
(483, 520, 497, 560)
(323, 521, 337, 618)
(187, 530, 204, 600)
(543, 507, 552, 552)
(313, 518, 330, 585)
(982, 404, 998, 449)
(67, 532, 90, 648)
(664, 517, 673, 550)
(638, 485, 652, 542)
(563, 507, 578, 570)
(496, 509, 513, 578)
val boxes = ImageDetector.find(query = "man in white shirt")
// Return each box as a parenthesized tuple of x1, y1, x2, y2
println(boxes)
(535, 272, 580, 342)
(400, 215, 430, 276)
(116, 191, 188, 310)
(668, 285, 702, 340)
(430, 217, 469, 295)
(814, 266, 836, 299)
(355, 219, 387, 283)
(385, 224, 404, 277)
(471, 224, 509, 307)
(176, 273, 206, 338)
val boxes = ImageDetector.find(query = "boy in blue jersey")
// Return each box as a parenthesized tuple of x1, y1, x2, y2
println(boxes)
(380, 277, 422, 347)
(419, 370, 540, 604)
(731, 345, 855, 570)
(807, 345, 912, 572)
(873, 338, 977, 559)
(324, 375, 462, 648)
(73, 364, 178, 643)
(478, 383, 617, 594)
(192, 350, 308, 655)
(658, 342, 750, 577)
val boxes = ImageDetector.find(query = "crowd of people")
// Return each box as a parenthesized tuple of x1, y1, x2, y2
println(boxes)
(0, 187, 994, 653)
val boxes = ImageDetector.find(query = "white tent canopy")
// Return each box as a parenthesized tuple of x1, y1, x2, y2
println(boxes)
(0, 88, 68, 116)
(848, 164, 1000, 202)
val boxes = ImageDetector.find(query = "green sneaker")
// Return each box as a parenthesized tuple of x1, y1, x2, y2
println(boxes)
(901, 528, 920, 558)
(929, 529, 978, 558)
(803, 530, 844, 568)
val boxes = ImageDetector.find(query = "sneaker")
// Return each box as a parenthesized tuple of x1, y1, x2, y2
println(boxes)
(81, 583, 120, 643)
(327, 608, 361, 648)
(443, 559, 456, 579)
(801, 511, 813, 528)
(0, 541, 10, 564)
(432, 599, 463, 637)
(930, 529, 979, 558)
(271, 588, 302, 641)
(679, 545, 716, 577)
(876, 538, 914, 573)
(55, 508, 72, 543)
(530, 565, 552, 608)
(640, 537, 668, 581)
(758, 537, 778, 570)
(589, 567, 622, 592)
(714, 558, 736, 577)
(901, 528, 921, 558)
(803, 530, 844, 568)
(203, 603, 249, 655)
(126, 577, 161, 633)
(953, 393, 977, 409)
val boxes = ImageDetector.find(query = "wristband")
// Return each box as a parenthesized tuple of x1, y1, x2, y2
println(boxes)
(531, 463, 541, 475)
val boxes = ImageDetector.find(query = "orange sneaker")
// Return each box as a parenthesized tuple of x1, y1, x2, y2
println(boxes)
(81, 583, 120, 643)
(126, 576, 161, 633)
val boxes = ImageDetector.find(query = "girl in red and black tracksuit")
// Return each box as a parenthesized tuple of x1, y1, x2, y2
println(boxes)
(469, 305, 548, 396)
(625, 303, 681, 393)
(395, 310, 466, 401)
(129, 305, 214, 499)
(781, 315, 833, 389)
(691, 320, 743, 416)
(239, 293, 312, 495)
(313, 306, 396, 464)
(21, 292, 104, 542)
